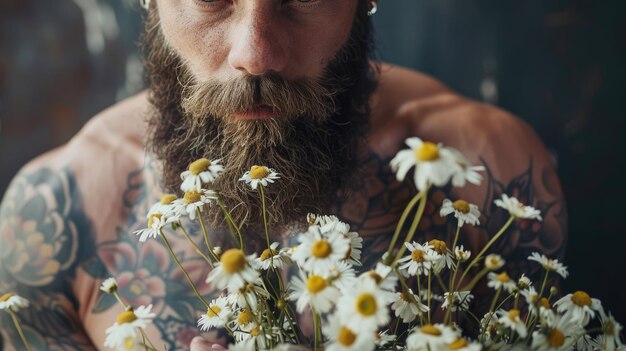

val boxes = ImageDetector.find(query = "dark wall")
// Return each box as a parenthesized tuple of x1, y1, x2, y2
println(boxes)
(2, 0, 625, 323)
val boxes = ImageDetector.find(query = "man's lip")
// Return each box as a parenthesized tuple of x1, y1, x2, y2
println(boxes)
(232, 105, 275, 120)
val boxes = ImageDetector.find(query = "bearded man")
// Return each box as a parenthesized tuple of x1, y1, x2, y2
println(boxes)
(0, 0, 566, 350)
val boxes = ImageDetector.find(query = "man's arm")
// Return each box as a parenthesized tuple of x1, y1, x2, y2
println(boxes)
(0, 164, 97, 350)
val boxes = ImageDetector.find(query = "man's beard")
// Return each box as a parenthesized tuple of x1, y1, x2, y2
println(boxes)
(141, 1, 377, 229)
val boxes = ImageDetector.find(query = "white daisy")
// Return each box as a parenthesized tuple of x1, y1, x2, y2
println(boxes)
(554, 291, 602, 326)
(391, 288, 428, 323)
(206, 249, 260, 294)
(527, 252, 569, 278)
(485, 254, 505, 270)
(232, 308, 258, 333)
(198, 296, 232, 331)
(104, 305, 155, 350)
(390, 137, 459, 191)
(487, 272, 517, 293)
(337, 278, 391, 332)
(446, 338, 483, 351)
(441, 291, 474, 312)
(312, 215, 363, 266)
(328, 260, 358, 293)
(494, 194, 543, 220)
(405, 323, 458, 351)
(324, 315, 377, 351)
(225, 280, 271, 311)
(133, 208, 177, 242)
(358, 262, 398, 300)
(397, 242, 439, 276)
(597, 308, 624, 351)
(374, 330, 396, 349)
(518, 274, 532, 289)
(172, 189, 217, 220)
(0, 293, 28, 312)
(521, 286, 551, 315)
(239, 165, 279, 190)
(454, 245, 471, 262)
(180, 158, 224, 192)
(531, 311, 581, 351)
(253, 242, 292, 270)
(440, 199, 481, 227)
(429, 239, 455, 273)
(291, 225, 350, 276)
(100, 277, 118, 294)
(448, 148, 485, 188)
(288, 273, 340, 314)
(497, 309, 528, 338)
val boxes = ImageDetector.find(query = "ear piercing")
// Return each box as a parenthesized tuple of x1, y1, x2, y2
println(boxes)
(367, 1, 378, 16)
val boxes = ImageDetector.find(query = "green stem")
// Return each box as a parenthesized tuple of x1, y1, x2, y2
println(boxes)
(488, 287, 502, 316)
(427, 273, 432, 323)
(383, 191, 424, 265)
(456, 215, 515, 291)
(217, 197, 243, 250)
(113, 291, 129, 309)
(139, 329, 159, 351)
(538, 270, 550, 298)
(159, 229, 210, 309)
(313, 310, 322, 350)
(393, 189, 430, 263)
(258, 184, 272, 252)
(177, 221, 213, 266)
(8, 310, 32, 351)
(196, 208, 220, 263)
(460, 267, 490, 292)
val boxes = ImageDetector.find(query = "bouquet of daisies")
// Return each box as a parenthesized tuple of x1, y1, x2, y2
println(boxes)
(87, 138, 624, 350)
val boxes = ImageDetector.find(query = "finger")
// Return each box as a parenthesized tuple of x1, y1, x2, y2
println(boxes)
(211, 344, 226, 351)
(190, 336, 212, 351)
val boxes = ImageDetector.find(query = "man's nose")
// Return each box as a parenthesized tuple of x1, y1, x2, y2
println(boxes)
(227, 5, 288, 76)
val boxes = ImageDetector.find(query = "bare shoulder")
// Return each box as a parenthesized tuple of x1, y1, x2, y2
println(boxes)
(0, 92, 150, 349)
(365, 63, 566, 275)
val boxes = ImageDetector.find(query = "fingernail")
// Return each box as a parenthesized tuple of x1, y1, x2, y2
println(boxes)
(211, 345, 225, 351)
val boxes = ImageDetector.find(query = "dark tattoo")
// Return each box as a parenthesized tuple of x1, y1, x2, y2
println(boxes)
(0, 167, 96, 350)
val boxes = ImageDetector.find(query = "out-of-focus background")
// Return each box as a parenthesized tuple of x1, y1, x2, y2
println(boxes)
(1, 0, 625, 321)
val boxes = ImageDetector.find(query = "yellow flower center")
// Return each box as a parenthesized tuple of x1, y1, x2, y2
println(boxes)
(249, 165, 270, 180)
(160, 194, 178, 205)
(548, 329, 565, 347)
(238, 309, 254, 326)
(338, 327, 357, 346)
(368, 272, 383, 285)
(0, 293, 13, 302)
(123, 337, 136, 350)
(508, 309, 520, 321)
(429, 239, 447, 254)
(189, 158, 211, 175)
(400, 291, 412, 302)
(116, 310, 138, 324)
(449, 338, 469, 350)
(452, 200, 471, 214)
(496, 272, 511, 283)
(420, 324, 442, 336)
(355, 293, 377, 316)
(148, 213, 162, 228)
(571, 291, 592, 307)
(415, 142, 440, 161)
(220, 249, 247, 273)
(207, 305, 222, 317)
(539, 297, 550, 309)
(183, 191, 202, 204)
(306, 275, 327, 293)
(411, 249, 426, 262)
(250, 326, 261, 337)
(260, 248, 279, 261)
(311, 240, 332, 258)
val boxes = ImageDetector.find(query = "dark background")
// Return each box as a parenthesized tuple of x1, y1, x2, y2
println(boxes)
(1, 0, 625, 323)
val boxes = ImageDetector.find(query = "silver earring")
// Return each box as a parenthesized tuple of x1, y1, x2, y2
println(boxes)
(367, 1, 378, 16)
(140, 0, 150, 10)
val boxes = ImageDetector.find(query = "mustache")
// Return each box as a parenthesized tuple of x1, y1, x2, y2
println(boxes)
(180, 72, 339, 122)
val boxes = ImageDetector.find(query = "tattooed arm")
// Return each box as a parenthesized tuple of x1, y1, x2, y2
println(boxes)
(0, 164, 97, 350)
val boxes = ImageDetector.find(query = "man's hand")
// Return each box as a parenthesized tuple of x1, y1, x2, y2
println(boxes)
(190, 336, 227, 351)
